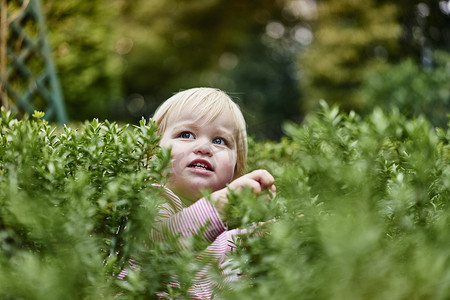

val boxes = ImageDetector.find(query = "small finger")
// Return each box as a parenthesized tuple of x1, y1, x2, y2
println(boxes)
(229, 177, 262, 194)
(249, 169, 275, 190)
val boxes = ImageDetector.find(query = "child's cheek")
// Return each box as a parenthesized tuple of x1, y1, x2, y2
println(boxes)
(170, 152, 186, 176)
(225, 150, 237, 181)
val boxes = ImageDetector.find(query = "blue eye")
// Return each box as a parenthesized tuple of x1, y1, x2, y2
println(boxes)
(212, 137, 226, 145)
(180, 132, 194, 139)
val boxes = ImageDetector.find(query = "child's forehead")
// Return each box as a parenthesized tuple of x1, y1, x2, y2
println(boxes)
(173, 100, 222, 119)
(170, 103, 238, 131)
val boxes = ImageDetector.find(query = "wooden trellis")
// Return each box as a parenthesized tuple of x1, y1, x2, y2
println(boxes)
(0, 0, 67, 123)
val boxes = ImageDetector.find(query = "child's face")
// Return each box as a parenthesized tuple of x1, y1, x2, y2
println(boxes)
(159, 104, 238, 204)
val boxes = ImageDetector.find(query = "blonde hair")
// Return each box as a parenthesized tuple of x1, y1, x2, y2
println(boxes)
(153, 87, 247, 178)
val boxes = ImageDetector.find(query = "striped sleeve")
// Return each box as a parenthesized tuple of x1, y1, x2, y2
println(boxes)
(188, 229, 245, 298)
(151, 189, 227, 243)
(205, 229, 244, 261)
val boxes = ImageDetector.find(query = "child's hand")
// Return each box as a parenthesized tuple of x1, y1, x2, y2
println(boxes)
(210, 169, 276, 215)
(228, 169, 276, 196)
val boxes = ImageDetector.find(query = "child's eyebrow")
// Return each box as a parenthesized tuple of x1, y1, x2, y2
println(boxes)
(216, 127, 233, 137)
(171, 122, 200, 132)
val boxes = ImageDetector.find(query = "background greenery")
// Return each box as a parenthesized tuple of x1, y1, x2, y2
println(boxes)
(40, 0, 450, 138)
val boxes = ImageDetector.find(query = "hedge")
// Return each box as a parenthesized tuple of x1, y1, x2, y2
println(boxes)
(0, 104, 449, 299)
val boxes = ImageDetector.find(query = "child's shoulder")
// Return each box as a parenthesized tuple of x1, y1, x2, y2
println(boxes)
(152, 183, 184, 212)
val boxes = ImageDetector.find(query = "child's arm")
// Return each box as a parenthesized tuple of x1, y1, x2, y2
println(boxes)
(210, 169, 276, 220)
(151, 169, 275, 244)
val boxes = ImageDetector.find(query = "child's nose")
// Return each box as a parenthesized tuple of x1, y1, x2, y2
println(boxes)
(193, 139, 212, 156)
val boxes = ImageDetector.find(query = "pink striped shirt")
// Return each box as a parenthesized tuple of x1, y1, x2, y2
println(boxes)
(119, 185, 243, 299)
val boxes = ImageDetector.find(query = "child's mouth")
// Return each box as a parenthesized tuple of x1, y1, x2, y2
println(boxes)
(188, 162, 213, 171)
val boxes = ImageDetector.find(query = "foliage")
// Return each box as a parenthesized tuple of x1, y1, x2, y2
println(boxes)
(228, 102, 450, 299)
(116, 0, 302, 139)
(40, 0, 450, 139)
(41, 0, 304, 137)
(299, 0, 450, 114)
(394, 0, 450, 59)
(360, 50, 450, 128)
(44, 0, 124, 121)
(298, 0, 402, 112)
(0, 108, 172, 298)
(0, 104, 449, 299)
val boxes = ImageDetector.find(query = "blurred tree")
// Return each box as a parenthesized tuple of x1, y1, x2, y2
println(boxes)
(44, 0, 124, 121)
(117, 0, 302, 139)
(41, 0, 450, 135)
(41, 0, 304, 138)
(396, 0, 450, 67)
(224, 38, 302, 139)
(298, 0, 402, 113)
(299, 0, 450, 115)
(360, 50, 450, 128)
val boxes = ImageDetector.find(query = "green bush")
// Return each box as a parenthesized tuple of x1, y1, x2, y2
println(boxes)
(360, 51, 450, 128)
(228, 102, 450, 299)
(0, 105, 449, 299)
(0, 109, 172, 298)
